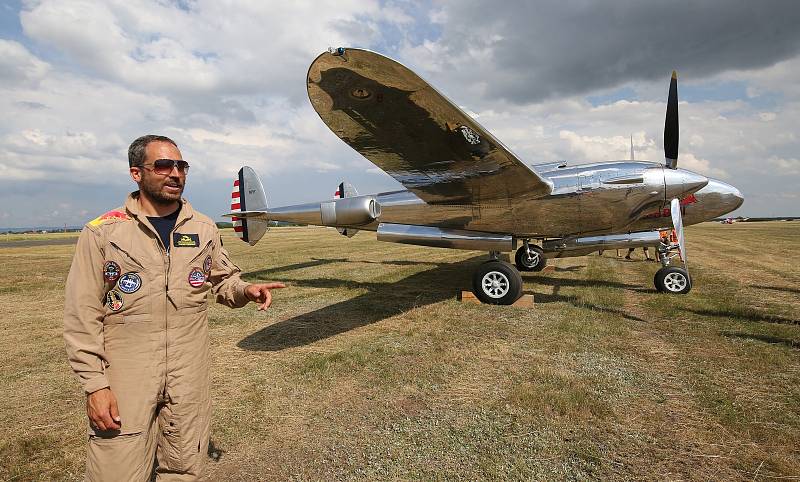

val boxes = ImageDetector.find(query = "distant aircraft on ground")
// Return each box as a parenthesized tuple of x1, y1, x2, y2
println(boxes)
(225, 48, 743, 304)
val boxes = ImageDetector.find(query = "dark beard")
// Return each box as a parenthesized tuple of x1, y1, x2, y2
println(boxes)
(139, 174, 183, 205)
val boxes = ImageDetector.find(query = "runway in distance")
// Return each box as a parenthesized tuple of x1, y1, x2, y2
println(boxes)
(225, 47, 743, 305)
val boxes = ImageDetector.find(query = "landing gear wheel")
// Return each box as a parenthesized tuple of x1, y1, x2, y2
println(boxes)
(515, 245, 547, 272)
(472, 261, 523, 305)
(654, 266, 691, 294)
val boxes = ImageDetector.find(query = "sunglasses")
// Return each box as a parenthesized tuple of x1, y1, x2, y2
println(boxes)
(140, 158, 190, 175)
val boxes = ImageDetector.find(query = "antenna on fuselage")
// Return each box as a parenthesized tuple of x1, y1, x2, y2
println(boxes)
(630, 135, 634, 161)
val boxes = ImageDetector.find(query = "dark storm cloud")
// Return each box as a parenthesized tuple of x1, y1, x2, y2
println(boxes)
(434, 0, 800, 103)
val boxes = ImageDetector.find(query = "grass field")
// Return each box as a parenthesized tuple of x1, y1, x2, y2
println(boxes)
(0, 222, 798, 480)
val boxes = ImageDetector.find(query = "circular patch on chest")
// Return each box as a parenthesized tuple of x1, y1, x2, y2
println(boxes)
(103, 261, 121, 284)
(188, 267, 206, 288)
(117, 272, 142, 294)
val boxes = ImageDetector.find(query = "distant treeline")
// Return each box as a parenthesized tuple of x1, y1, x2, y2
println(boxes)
(712, 216, 800, 222)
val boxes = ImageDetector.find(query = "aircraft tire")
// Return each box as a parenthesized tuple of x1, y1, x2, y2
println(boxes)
(515, 245, 547, 272)
(654, 266, 692, 294)
(472, 261, 523, 305)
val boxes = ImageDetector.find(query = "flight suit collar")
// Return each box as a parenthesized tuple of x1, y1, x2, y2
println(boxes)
(124, 191, 196, 250)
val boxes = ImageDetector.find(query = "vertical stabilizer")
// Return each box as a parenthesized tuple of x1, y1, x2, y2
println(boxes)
(231, 166, 269, 246)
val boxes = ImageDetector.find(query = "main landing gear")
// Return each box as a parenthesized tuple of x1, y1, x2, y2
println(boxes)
(514, 240, 547, 272)
(471, 251, 523, 305)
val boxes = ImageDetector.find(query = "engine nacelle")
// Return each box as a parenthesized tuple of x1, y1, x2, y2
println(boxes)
(320, 196, 381, 227)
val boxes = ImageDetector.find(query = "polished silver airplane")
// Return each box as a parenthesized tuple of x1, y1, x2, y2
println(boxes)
(225, 47, 743, 305)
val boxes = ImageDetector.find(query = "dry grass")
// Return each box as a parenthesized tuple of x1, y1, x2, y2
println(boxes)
(0, 222, 798, 480)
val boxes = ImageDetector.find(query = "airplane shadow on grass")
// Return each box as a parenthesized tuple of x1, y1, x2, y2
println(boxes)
(244, 257, 437, 278)
(239, 256, 481, 351)
(238, 256, 650, 351)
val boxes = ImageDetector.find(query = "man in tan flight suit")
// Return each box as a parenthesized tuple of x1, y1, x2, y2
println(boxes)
(64, 135, 284, 480)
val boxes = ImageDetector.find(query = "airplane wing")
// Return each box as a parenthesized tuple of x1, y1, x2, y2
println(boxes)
(307, 48, 552, 205)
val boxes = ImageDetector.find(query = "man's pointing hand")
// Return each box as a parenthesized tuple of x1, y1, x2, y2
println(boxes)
(245, 282, 286, 310)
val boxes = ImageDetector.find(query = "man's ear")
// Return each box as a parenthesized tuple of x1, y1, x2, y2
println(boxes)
(130, 167, 142, 183)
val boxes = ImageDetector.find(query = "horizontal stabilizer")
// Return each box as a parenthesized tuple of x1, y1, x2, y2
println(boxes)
(222, 210, 269, 219)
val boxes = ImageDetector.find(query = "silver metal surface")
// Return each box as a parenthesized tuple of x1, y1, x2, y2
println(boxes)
(542, 231, 662, 258)
(670, 197, 688, 271)
(224, 48, 745, 258)
(376, 223, 513, 252)
(307, 48, 552, 204)
(320, 196, 380, 226)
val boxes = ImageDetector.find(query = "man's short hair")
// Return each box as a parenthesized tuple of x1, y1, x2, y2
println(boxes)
(128, 135, 178, 167)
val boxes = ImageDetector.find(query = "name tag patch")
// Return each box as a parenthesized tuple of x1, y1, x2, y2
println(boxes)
(173, 233, 200, 248)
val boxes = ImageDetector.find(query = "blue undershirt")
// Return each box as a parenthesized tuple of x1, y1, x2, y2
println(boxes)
(148, 206, 181, 253)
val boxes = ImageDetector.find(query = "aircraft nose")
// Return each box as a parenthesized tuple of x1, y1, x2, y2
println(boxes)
(664, 168, 709, 200)
(727, 185, 744, 211)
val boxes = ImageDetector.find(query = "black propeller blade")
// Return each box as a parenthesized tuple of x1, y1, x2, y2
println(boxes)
(664, 70, 679, 169)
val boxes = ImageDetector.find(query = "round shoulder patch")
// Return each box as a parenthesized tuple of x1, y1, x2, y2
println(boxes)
(103, 261, 121, 284)
(118, 272, 142, 294)
(106, 290, 124, 311)
(188, 267, 206, 288)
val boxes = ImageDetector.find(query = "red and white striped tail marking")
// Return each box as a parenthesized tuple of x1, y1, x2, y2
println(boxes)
(231, 179, 245, 239)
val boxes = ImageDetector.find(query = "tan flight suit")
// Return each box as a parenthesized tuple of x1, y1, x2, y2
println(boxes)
(64, 192, 251, 481)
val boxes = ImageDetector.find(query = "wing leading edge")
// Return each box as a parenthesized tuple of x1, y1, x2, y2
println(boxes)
(307, 48, 552, 205)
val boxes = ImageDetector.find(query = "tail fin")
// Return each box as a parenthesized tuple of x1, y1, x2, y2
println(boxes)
(230, 166, 269, 246)
(335, 181, 359, 238)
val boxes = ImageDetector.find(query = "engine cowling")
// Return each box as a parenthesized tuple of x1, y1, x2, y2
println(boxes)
(320, 196, 381, 227)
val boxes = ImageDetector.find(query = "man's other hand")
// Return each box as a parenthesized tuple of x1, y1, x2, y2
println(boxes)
(245, 282, 286, 310)
(87, 387, 121, 431)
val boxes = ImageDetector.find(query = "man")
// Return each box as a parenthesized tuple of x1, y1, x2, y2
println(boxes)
(63, 135, 284, 480)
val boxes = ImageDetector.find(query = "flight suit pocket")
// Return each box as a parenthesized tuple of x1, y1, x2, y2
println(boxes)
(160, 421, 185, 471)
(158, 411, 199, 473)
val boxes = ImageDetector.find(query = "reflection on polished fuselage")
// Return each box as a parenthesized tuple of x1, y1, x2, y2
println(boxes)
(268, 159, 743, 239)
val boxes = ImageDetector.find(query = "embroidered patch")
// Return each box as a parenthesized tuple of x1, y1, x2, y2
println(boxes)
(88, 210, 129, 227)
(117, 272, 142, 294)
(203, 255, 212, 275)
(103, 261, 121, 284)
(188, 267, 206, 288)
(173, 233, 200, 248)
(106, 290, 124, 311)
(458, 125, 481, 145)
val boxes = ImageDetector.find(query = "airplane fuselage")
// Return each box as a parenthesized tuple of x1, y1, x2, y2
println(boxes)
(267, 160, 742, 240)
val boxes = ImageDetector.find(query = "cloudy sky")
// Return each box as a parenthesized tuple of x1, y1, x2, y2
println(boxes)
(1, 0, 799, 228)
